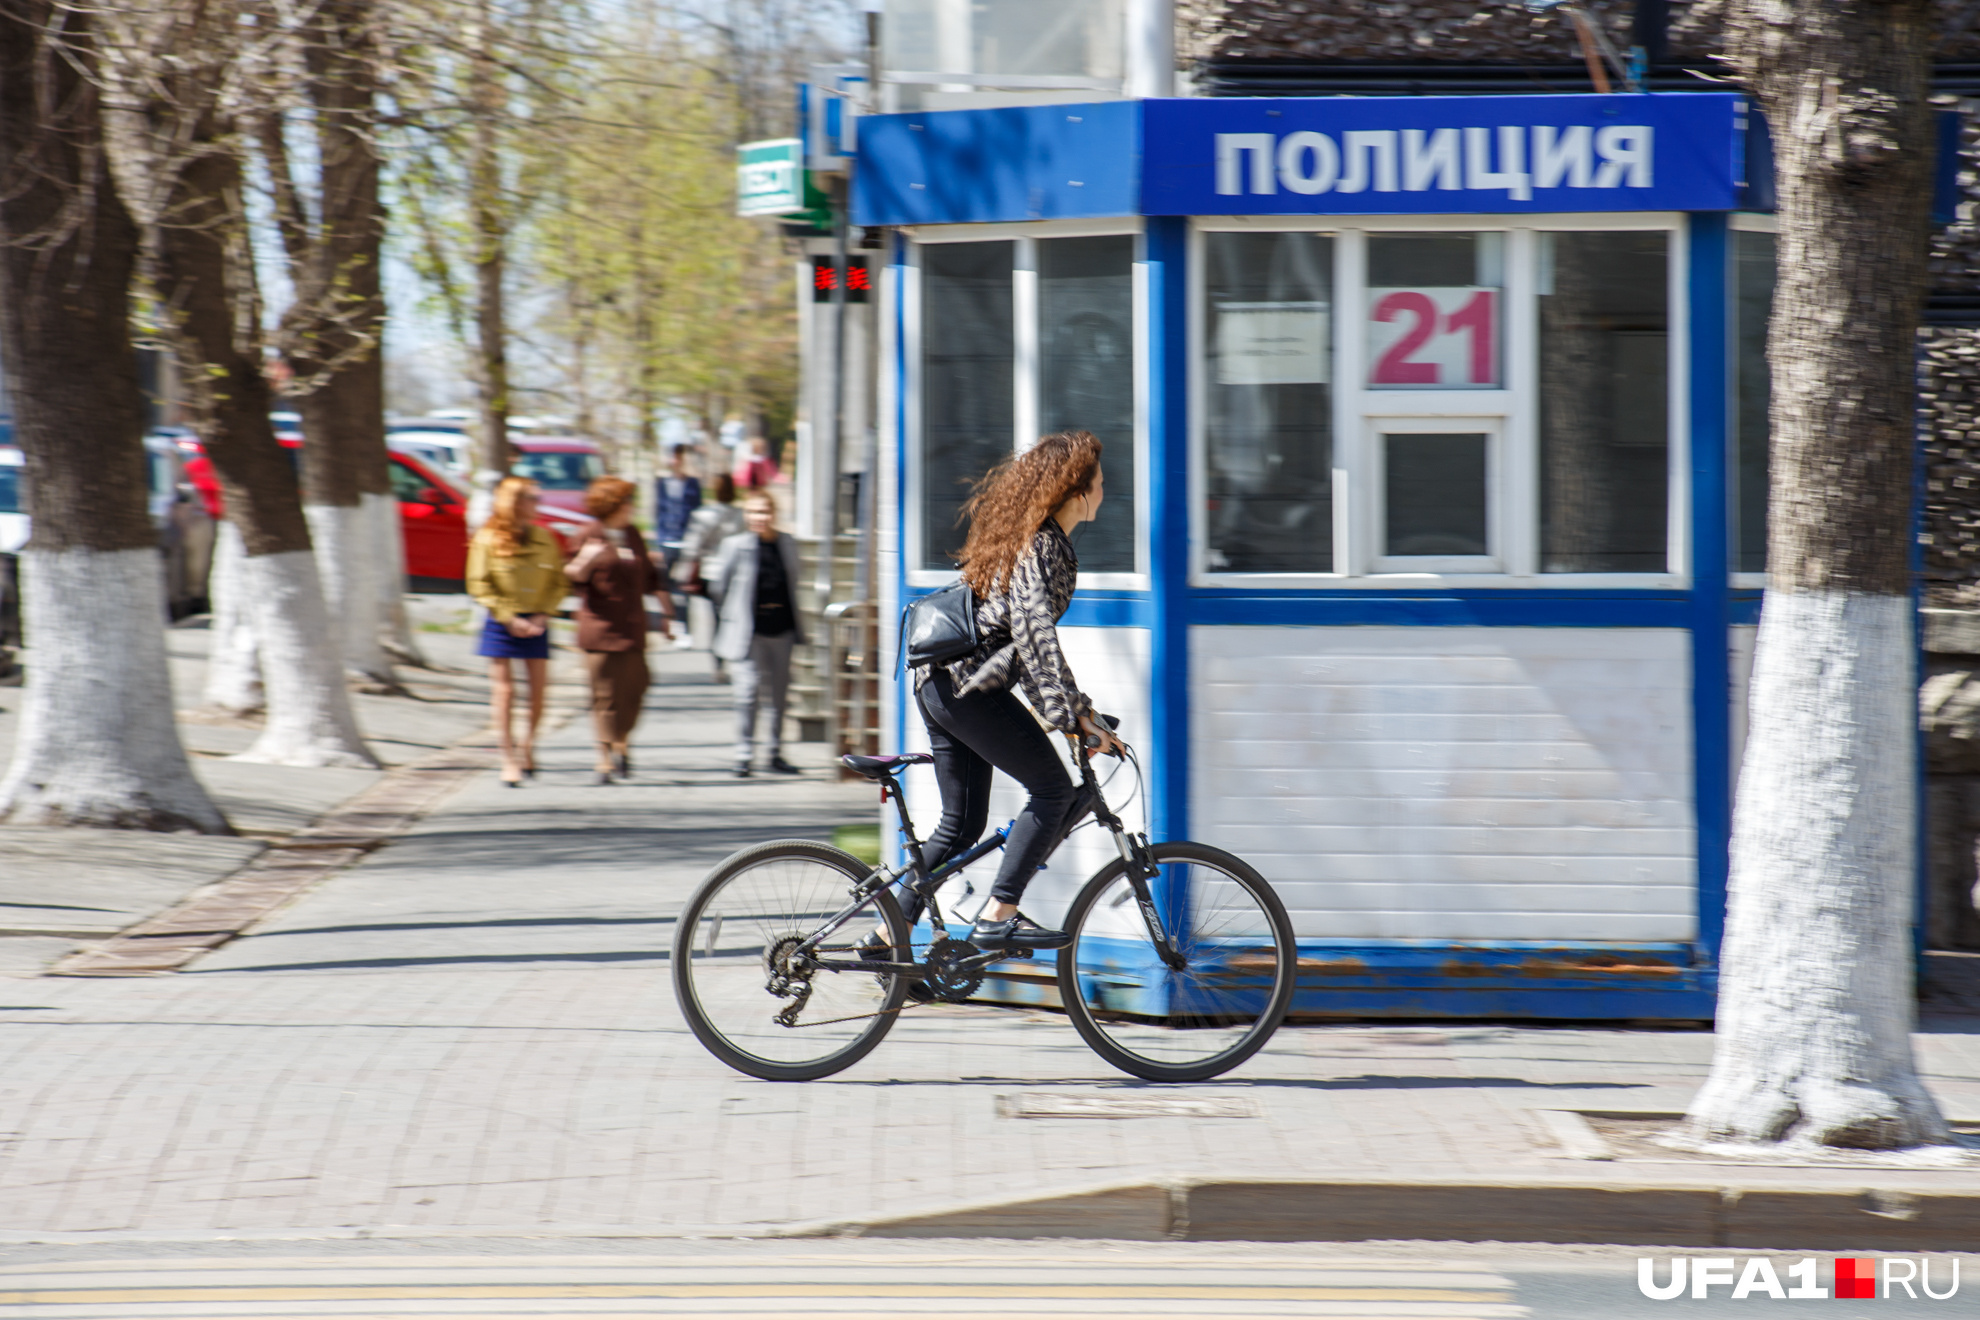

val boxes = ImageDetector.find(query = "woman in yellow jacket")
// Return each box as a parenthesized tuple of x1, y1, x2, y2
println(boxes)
(467, 476, 566, 786)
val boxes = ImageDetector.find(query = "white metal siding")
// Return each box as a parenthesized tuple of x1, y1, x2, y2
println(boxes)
(1191, 625, 1696, 941)
(899, 626, 1152, 925)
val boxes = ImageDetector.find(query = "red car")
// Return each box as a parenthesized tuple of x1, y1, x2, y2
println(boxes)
(183, 439, 585, 587)
(387, 450, 586, 584)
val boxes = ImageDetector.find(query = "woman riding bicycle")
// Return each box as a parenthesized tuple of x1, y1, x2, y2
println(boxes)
(909, 430, 1125, 951)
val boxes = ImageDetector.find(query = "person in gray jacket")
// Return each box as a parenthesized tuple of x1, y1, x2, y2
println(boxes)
(709, 491, 805, 777)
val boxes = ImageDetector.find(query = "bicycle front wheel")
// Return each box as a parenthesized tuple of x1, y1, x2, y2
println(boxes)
(672, 840, 910, 1081)
(1058, 841, 1295, 1082)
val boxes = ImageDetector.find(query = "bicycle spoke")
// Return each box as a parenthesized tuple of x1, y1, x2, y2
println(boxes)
(1060, 843, 1293, 1081)
(674, 842, 907, 1079)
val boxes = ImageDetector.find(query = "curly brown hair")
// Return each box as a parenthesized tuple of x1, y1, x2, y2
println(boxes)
(481, 476, 537, 555)
(956, 431, 1101, 596)
(584, 475, 637, 520)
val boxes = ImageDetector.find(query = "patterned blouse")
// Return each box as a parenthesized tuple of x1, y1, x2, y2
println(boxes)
(919, 520, 1094, 735)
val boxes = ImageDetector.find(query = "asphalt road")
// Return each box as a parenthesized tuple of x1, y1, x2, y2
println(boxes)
(0, 1239, 1971, 1318)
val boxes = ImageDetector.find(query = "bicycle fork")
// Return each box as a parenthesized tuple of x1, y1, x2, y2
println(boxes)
(1079, 752, 1187, 974)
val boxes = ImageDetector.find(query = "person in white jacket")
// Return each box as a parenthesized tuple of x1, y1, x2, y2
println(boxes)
(708, 491, 805, 777)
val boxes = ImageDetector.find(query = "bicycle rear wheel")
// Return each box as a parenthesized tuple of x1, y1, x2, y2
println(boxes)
(672, 840, 910, 1081)
(1058, 841, 1295, 1082)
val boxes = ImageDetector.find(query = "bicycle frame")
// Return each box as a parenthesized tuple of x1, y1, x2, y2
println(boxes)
(797, 737, 1183, 981)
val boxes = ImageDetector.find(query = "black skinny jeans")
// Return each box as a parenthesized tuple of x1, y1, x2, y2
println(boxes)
(911, 668, 1078, 913)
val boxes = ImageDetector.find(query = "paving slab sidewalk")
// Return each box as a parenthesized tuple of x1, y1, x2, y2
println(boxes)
(0, 643, 1976, 1246)
(0, 596, 570, 974)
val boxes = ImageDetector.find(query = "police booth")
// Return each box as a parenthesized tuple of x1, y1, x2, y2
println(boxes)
(854, 92, 1783, 1020)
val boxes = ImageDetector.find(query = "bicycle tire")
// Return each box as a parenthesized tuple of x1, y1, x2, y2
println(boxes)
(672, 839, 911, 1082)
(1057, 840, 1296, 1082)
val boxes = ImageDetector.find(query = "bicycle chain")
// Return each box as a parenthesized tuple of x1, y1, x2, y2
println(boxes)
(777, 942, 973, 1028)
(780, 996, 934, 1029)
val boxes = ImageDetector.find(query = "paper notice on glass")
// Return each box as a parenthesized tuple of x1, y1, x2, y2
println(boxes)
(1215, 302, 1330, 386)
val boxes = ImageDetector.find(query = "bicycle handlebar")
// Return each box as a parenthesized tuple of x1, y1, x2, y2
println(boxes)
(1078, 712, 1123, 753)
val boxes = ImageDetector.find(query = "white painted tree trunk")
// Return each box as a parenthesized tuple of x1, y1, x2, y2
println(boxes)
(0, 548, 229, 832)
(232, 548, 379, 768)
(201, 521, 264, 714)
(1684, 591, 1950, 1148)
(305, 498, 391, 684)
(372, 491, 425, 666)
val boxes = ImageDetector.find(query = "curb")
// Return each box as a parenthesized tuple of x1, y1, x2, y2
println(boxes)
(2, 1177, 1975, 1250)
(830, 1175, 1980, 1252)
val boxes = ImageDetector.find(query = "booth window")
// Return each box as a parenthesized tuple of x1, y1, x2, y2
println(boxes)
(1387, 433, 1489, 556)
(1367, 234, 1503, 390)
(1733, 229, 1775, 575)
(1039, 235, 1135, 572)
(1538, 231, 1670, 573)
(920, 241, 1014, 571)
(1204, 231, 1335, 572)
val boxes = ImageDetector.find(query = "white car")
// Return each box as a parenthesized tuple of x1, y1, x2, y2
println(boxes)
(0, 439, 215, 620)
(387, 429, 469, 478)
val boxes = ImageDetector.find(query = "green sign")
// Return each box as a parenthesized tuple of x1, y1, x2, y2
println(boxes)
(737, 138, 827, 222)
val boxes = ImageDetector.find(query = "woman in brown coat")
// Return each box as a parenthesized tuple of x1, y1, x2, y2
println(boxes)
(565, 476, 670, 785)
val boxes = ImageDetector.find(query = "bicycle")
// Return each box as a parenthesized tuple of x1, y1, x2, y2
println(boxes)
(671, 721, 1296, 1082)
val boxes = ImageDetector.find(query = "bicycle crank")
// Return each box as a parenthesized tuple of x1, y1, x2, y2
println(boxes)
(920, 937, 986, 1003)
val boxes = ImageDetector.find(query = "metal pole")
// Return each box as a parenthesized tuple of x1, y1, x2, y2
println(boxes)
(1123, 0, 1174, 99)
(812, 174, 848, 738)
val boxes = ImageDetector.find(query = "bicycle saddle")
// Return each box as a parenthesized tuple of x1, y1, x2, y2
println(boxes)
(840, 752, 933, 780)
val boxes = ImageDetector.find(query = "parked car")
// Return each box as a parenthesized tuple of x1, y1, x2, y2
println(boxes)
(146, 434, 216, 619)
(382, 448, 586, 588)
(508, 437, 606, 517)
(180, 431, 589, 590)
(0, 437, 215, 620)
(387, 430, 469, 478)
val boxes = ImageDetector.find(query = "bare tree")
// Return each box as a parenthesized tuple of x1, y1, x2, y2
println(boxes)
(0, 0, 227, 831)
(1682, 0, 1951, 1150)
(110, 0, 376, 769)
(465, 0, 512, 479)
(263, 0, 395, 686)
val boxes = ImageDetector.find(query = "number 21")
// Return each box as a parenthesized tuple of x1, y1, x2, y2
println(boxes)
(1372, 290, 1496, 386)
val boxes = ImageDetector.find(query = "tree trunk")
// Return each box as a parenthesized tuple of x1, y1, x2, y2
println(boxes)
(0, 0, 226, 832)
(1683, 0, 1950, 1150)
(468, 1, 512, 482)
(293, 0, 392, 686)
(150, 111, 376, 770)
(201, 522, 264, 714)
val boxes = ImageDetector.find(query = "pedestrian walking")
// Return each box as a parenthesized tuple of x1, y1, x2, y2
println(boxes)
(709, 491, 804, 778)
(467, 476, 565, 787)
(653, 444, 701, 559)
(679, 473, 745, 677)
(904, 430, 1122, 950)
(653, 446, 701, 651)
(567, 476, 669, 786)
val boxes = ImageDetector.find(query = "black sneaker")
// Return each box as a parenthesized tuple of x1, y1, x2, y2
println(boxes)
(733, 762, 752, 779)
(969, 913, 1071, 951)
(766, 756, 801, 775)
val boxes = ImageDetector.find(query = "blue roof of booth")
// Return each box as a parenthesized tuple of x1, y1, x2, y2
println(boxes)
(852, 92, 1750, 227)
